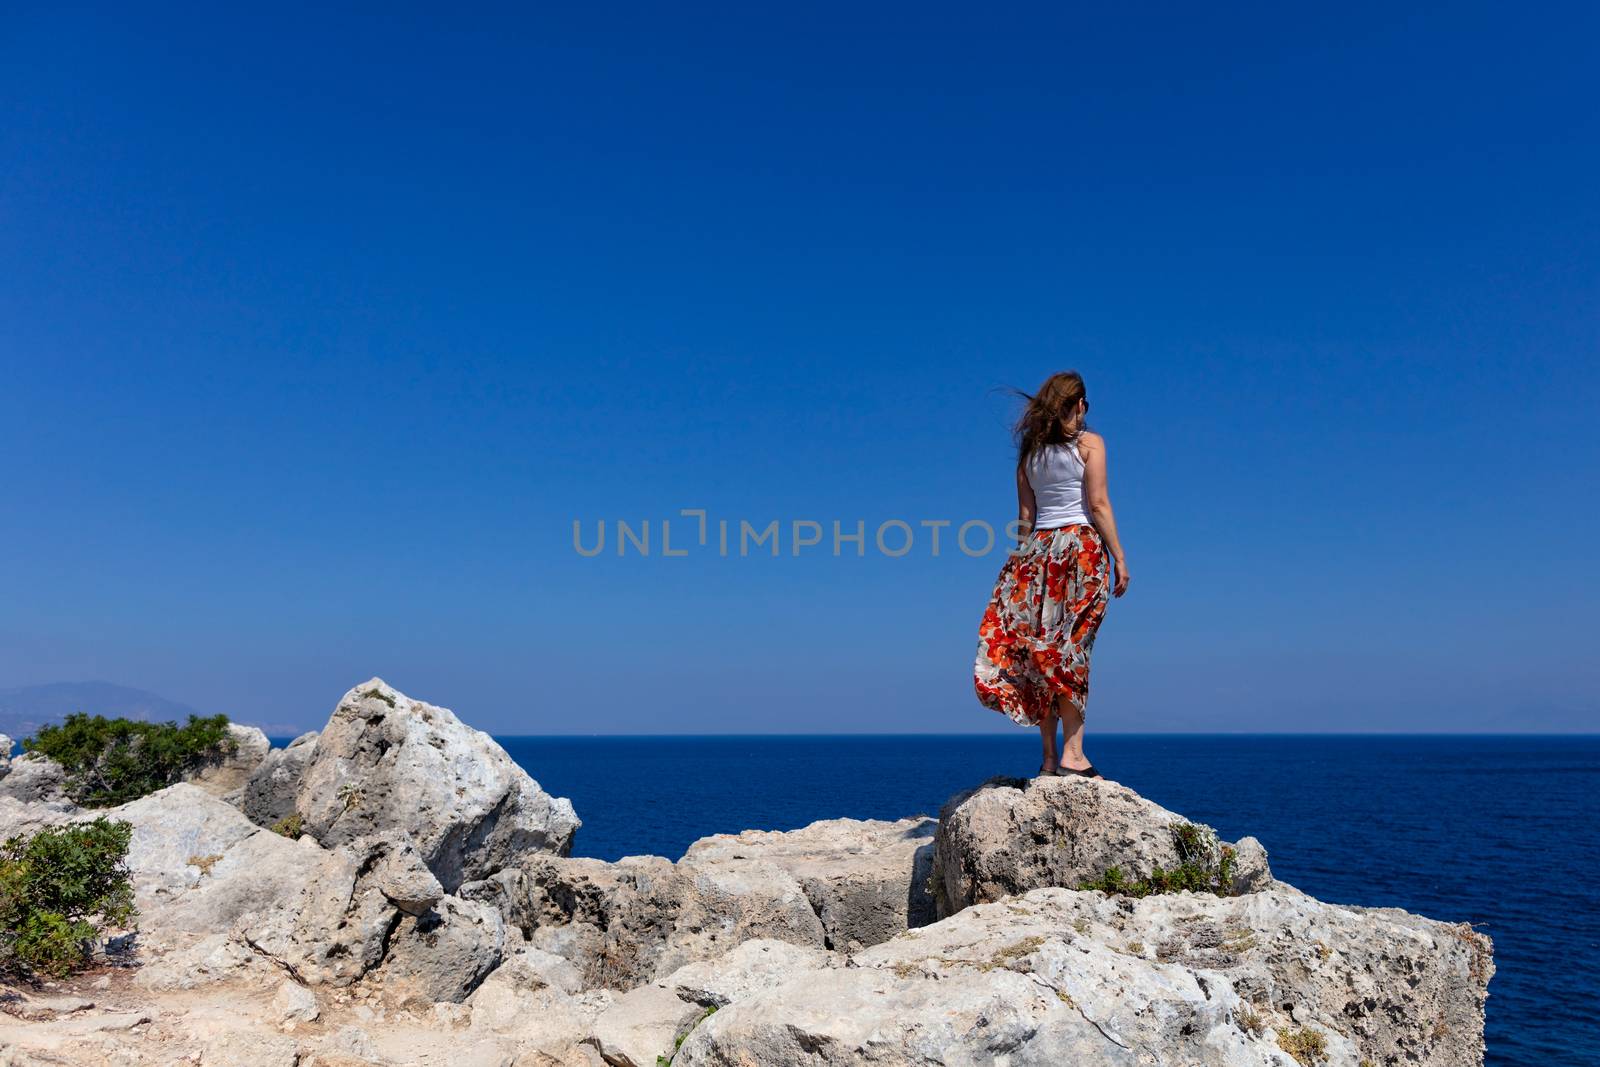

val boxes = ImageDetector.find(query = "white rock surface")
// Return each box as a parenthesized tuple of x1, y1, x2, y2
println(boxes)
(932, 774, 1272, 916)
(681, 814, 937, 949)
(295, 678, 580, 891)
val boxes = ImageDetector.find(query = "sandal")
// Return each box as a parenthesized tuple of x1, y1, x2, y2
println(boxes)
(1037, 762, 1059, 777)
(1053, 764, 1102, 778)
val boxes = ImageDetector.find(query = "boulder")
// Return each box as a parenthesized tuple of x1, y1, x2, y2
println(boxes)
(467, 948, 615, 1059)
(355, 830, 445, 915)
(680, 814, 937, 949)
(240, 834, 403, 987)
(673, 886, 1346, 1067)
(366, 894, 506, 1004)
(0, 732, 11, 776)
(473, 852, 830, 991)
(1057, 883, 1493, 1067)
(656, 937, 840, 1008)
(932, 774, 1271, 916)
(183, 723, 271, 797)
(230, 729, 318, 828)
(0, 752, 69, 805)
(93, 783, 275, 935)
(295, 678, 580, 891)
(584, 983, 708, 1067)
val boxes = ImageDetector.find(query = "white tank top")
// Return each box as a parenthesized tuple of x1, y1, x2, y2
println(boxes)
(1026, 442, 1090, 529)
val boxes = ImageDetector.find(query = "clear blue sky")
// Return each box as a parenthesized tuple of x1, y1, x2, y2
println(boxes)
(2, 4, 1595, 734)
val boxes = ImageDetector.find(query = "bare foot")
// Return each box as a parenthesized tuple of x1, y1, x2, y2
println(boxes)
(1056, 756, 1092, 772)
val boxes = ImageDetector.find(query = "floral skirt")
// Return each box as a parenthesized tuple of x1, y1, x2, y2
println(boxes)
(973, 523, 1111, 727)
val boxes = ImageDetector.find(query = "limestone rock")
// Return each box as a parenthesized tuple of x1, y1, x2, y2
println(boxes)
(1230, 835, 1274, 893)
(0, 752, 68, 805)
(231, 729, 318, 827)
(680, 814, 937, 949)
(932, 774, 1271, 916)
(93, 783, 273, 930)
(270, 979, 321, 1023)
(350, 830, 444, 915)
(658, 856, 829, 977)
(0, 733, 11, 776)
(240, 835, 399, 987)
(183, 722, 271, 796)
(584, 983, 707, 1067)
(295, 678, 580, 891)
(1054, 884, 1492, 1067)
(368, 894, 506, 1003)
(656, 937, 840, 1008)
(480, 852, 830, 991)
(674, 886, 1344, 1067)
(131, 931, 269, 992)
(0, 793, 80, 841)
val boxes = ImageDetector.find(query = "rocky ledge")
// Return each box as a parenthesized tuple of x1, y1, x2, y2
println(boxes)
(0, 680, 1493, 1066)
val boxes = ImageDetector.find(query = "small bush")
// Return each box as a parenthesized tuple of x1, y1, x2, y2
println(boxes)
(1077, 823, 1237, 899)
(270, 812, 304, 838)
(24, 712, 236, 807)
(1276, 1025, 1328, 1065)
(0, 818, 137, 977)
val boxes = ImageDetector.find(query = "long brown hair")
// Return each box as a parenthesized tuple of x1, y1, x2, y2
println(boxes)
(1012, 371, 1089, 470)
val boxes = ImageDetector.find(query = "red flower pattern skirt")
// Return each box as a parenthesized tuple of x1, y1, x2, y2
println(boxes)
(973, 523, 1111, 727)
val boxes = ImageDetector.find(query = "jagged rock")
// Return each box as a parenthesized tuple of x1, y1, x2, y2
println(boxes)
(658, 856, 829, 976)
(230, 730, 318, 827)
(0, 733, 11, 776)
(656, 937, 841, 1008)
(241, 835, 400, 987)
(466, 855, 680, 989)
(932, 774, 1271, 916)
(1230, 835, 1273, 893)
(674, 885, 1350, 1066)
(349, 830, 444, 915)
(477, 853, 829, 991)
(65, 782, 327, 964)
(295, 678, 580, 891)
(367, 895, 506, 1004)
(584, 983, 707, 1067)
(184, 723, 271, 797)
(0, 752, 68, 805)
(131, 931, 270, 992)
(680, 814, 937, 949)
(1058, 883, 1493, 1067)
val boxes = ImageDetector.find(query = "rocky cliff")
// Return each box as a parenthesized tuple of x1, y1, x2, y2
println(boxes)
(0, 680, 1492, 1067)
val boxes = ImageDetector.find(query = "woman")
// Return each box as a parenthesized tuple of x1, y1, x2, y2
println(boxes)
(973, 371, 1129, 778)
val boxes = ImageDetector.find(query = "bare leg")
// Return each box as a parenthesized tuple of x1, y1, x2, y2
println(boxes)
(1056, 693, 1090, 771)
(1037, 708, 1059, 773)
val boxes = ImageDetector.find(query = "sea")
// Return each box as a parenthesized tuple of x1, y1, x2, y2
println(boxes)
(487, 733, 1597, 1067)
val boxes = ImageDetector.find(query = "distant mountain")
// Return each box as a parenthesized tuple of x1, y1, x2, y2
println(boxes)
(0, 681, 204, 742)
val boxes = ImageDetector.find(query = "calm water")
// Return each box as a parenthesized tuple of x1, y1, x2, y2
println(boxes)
(492, 733, 1597, 1067)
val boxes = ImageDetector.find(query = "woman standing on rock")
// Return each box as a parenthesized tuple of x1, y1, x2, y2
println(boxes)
(973, 371, 1129, 778)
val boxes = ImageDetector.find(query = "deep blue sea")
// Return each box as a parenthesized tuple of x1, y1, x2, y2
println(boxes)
(488, 733, 1597, 1067)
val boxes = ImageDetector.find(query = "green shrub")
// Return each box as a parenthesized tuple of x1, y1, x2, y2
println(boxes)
(1077, 823, 1238, 899)
(23, 712, 236, 807)
(0, 818, 137, 977)
(270, 812, 304, 838)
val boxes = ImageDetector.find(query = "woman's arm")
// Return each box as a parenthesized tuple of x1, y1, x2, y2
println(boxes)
(1015, 462, 1036, 548)
(1079, 433, 1130, 597)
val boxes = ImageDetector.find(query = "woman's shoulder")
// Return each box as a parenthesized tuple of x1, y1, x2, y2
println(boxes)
(1077, 430, 1106, 452)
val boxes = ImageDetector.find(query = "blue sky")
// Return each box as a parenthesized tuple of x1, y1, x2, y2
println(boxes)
(2, 4, 1595, 734)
